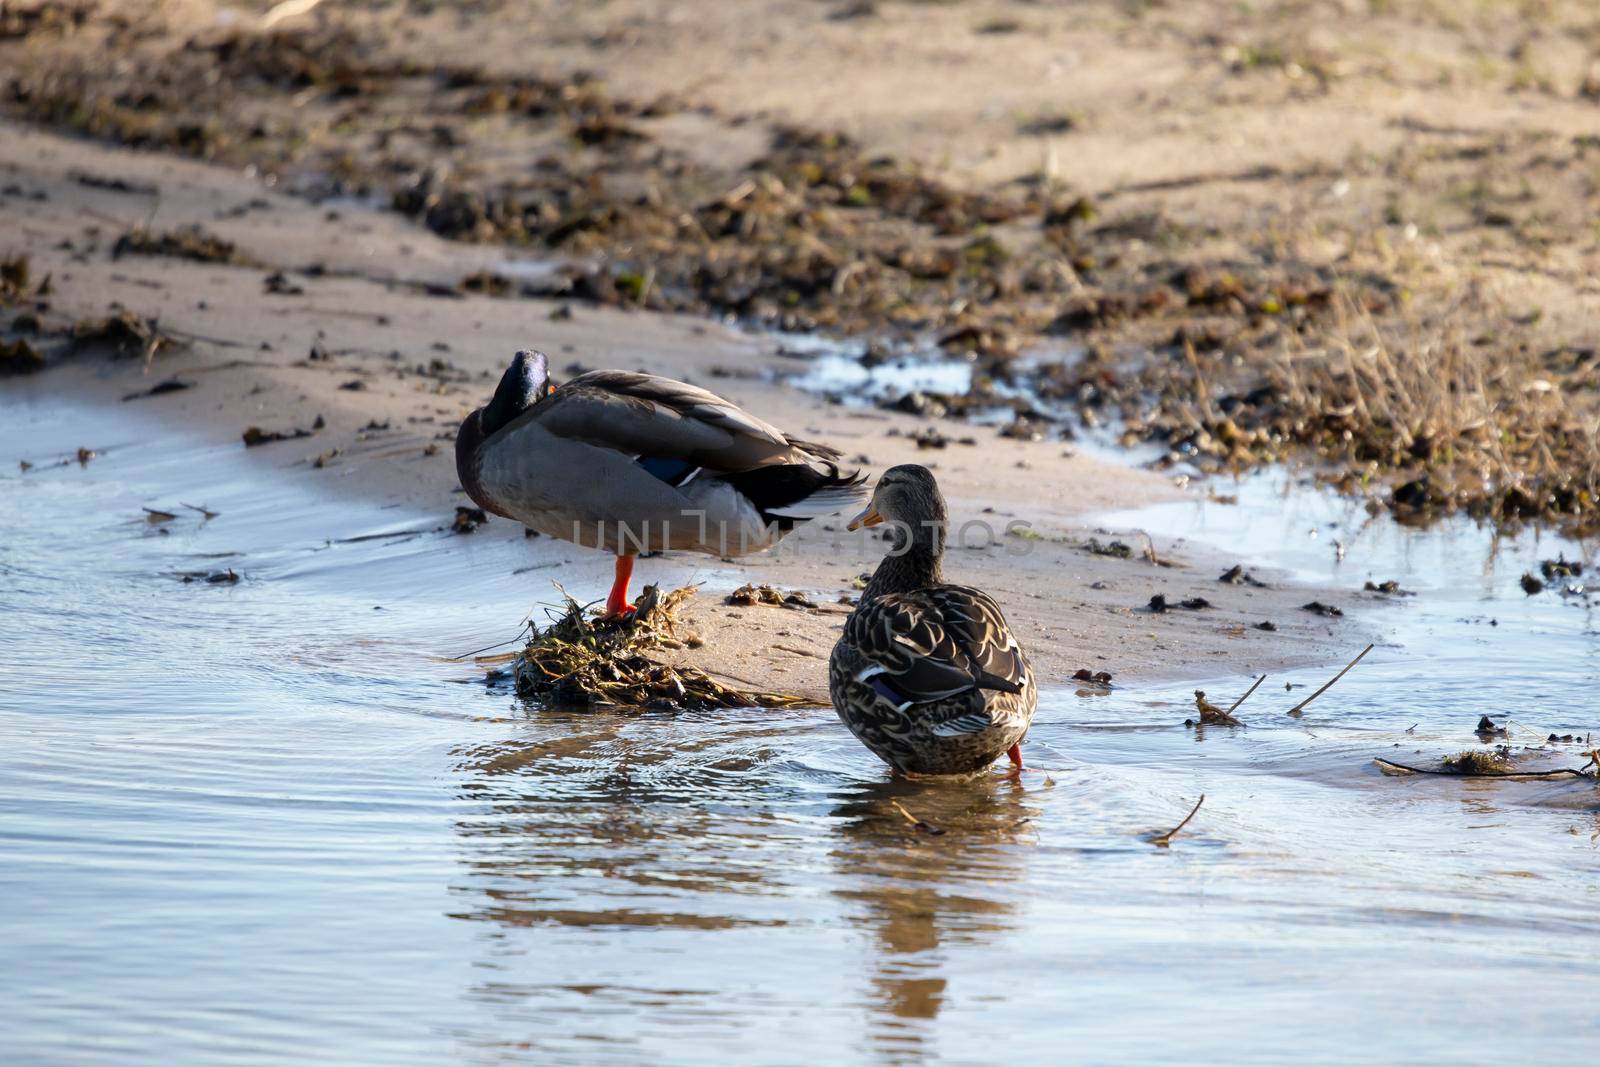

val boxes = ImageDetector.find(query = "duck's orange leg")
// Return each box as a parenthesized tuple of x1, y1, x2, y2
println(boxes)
(1006, 743, 1024, 773)
(603, 555, 636, 619)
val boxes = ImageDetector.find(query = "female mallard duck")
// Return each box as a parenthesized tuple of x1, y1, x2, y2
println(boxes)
(457, 350, 868, 617)
(829, 464, 1037, 775)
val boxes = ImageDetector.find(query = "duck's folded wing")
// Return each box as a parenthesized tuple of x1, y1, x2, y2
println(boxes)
(530, 371, 801, 470)
(926, 585, 1031, 693)
(844, 587, 1031, 712)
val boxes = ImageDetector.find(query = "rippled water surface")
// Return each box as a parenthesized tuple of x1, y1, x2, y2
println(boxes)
(3, 388, 1599, 1065)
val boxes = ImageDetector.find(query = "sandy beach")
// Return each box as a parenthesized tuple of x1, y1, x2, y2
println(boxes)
(8, 0, 1598, 527)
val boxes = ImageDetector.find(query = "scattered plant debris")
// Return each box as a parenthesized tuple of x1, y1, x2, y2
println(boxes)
(0, 253, 29, 301)
(242, 425, 314, 446)
(460, 270, 513, 296)
(890, 800, 945, 836)
(1253, 620, 1277, 631)
(1520, 573, 1545, 595)
(112, 225, 247, 264)
(0, 337, 44, 375)
(726, 584, 818, 609)
(1474, 715, 1509, 738)
(121, 377, 191, 400)
(1219, 564, 1267, 586)
(1375, 754, 1593, 779)
(178, 568, 240, 584)
(1086, 538, 1132, 559)
(263, 270, 305, 295)
(1071, 668, 1113, 686)
(1442, 750, 1511, 774)
(1148, 594, 1210, 613)
(512, 585, 815, 709)
(70, 170, 156, 195)
(1363, 580, 1414, 596)
(452, 506, 488, 533)
(1187, 689, 1243, 727)
(1301, 600, 1343, 617)
(71, 310, 182, 364)
(1148, 794, 1204, 847)
(1540, 557, 1583, 581)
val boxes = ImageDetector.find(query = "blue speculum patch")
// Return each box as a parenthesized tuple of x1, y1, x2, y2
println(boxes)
(636, 456, 700, 487)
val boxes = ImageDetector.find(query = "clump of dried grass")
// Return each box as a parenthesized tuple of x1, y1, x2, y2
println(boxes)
(512, 585, 818, 711)
(1267, 287, 1600, 527)
(1439, 749, 1516, 775)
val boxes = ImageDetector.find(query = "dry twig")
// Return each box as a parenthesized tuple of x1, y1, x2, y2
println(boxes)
(1227, 674, 1266, 714)
(1374, 757, 1592, 780)
(890, 801, 945, 836)
(1287, 644, 1373, 717)
(1150, 795, 1205, 847)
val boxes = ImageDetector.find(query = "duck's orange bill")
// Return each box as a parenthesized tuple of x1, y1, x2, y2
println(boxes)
(846, 505, 883, 531)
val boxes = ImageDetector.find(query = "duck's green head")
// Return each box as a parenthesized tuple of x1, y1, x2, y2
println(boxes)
(847, 463, 946, 532)
(481, 349, 551, 437)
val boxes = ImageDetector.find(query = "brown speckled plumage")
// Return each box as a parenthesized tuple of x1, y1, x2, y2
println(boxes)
(829, 465, 1037, 775)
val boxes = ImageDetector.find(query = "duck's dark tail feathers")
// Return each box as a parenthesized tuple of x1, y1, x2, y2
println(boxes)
(721, 462, 869, 530)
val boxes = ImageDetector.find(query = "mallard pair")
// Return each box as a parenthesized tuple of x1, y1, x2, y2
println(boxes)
(459, 354, 1036, 773)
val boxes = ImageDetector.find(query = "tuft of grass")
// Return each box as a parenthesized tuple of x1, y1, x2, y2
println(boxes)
(1264, 289, 1600, 527)
(1439, 749, 1515, 774)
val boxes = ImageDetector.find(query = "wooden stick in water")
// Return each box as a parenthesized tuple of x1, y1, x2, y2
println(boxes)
(1227, 674, 1266, 715)
(1287, 643, 1374, 718)
(1150, 794, 1205, 847)
(891, 801, 946, 836)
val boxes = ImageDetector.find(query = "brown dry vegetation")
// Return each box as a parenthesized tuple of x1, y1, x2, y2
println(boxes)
(4, 0, 1600, 527)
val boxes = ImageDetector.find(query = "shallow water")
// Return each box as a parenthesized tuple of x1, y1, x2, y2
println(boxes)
(3, 388, 1599, 1065)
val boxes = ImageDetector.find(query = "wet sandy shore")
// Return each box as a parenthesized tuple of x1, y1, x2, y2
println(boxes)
(0, 121, 1364, 694)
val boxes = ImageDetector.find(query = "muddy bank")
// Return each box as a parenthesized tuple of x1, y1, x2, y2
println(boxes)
(0, 123, 1364, 692)
(4, 0, 1599, 529)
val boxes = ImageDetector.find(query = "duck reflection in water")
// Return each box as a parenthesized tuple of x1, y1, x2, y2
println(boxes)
(441, 711, 1043, 1059)
(828, 773, 1041, 1060)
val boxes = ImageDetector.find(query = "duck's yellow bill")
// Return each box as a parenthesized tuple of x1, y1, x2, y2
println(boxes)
(846, 505, 883, 531)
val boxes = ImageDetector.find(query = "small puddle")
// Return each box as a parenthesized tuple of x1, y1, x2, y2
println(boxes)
(2, 386, 1597, 1064)
(779, 337, 975, 403)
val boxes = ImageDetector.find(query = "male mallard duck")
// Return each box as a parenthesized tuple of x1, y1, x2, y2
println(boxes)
(457, 350, 868, 616)
(829, 464, 1037, 775)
